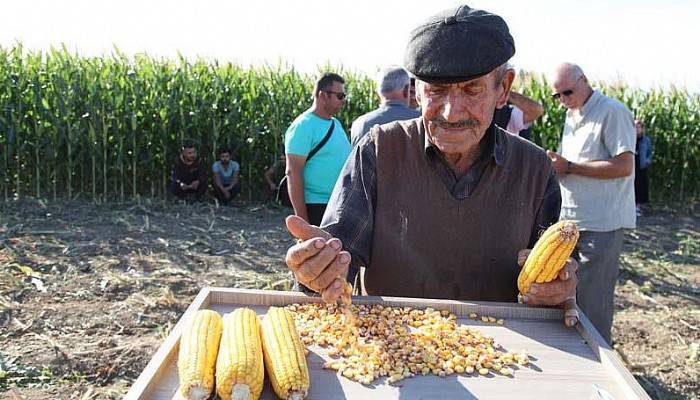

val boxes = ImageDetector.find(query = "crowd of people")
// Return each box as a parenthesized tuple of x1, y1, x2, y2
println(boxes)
(169, 4, 654, 345)
(281, 4, 654, 344)
(169, 141, 241, 205)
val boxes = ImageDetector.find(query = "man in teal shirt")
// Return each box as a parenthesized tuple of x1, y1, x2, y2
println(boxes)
(285, 72, 351, 226)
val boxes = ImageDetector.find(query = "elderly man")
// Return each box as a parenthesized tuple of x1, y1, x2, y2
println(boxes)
(285, 5, 578, 326)
(350, 66, 421, 146)
(546, 63, 636, 343)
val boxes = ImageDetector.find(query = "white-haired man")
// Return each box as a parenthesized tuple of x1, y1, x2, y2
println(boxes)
(350, 66, 421, 146)
(547, 62, 636, 344)
(283, 5, 579, 328)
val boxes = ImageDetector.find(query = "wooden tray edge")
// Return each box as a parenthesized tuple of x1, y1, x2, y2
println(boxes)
(124, 287, 212, 400)
(125, 287, 650, 400)
(576, 309, 651, 400)
(208, 287, 565, 320)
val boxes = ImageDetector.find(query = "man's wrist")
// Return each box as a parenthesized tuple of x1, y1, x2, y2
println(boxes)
(565, 161, 573, 174)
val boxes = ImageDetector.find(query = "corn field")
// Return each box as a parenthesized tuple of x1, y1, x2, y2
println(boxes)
(0, 45, 698, 202)
(518, 74, 700, 202)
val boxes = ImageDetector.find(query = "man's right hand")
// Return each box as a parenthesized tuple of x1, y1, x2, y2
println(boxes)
(285, 215, 351, 303)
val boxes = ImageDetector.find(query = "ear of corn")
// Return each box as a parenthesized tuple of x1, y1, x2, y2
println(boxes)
(216, 308, 265, 400)
(517, 220, 579, 294)
(260, 307, 309, 400)
(177, 309, 224, 400)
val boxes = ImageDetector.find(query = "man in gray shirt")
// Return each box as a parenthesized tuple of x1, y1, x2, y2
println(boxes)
(350, 66, 421, 146)
(547, 62, 636, 344)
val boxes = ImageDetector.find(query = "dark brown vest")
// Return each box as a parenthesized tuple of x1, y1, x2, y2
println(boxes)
(365, 119, 552, 302)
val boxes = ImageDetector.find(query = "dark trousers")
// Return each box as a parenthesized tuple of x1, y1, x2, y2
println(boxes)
(293, 203, 328, 294)
(634, 167, 650, 204)
(306, 203, 327, 226)
(170, 181, 206, 202)
(574, 229, 625, 345)
(213, 183, 241, 204)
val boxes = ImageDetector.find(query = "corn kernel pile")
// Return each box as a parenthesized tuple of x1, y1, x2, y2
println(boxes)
(286, 303, 530, 386)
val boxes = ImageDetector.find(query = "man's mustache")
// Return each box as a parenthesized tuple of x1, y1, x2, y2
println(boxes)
(429, 117, 480, 129)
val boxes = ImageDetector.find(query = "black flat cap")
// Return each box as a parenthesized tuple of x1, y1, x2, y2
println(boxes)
(404, 5, 515, 84)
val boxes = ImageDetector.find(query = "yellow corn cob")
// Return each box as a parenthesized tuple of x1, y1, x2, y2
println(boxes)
(517, 220, 579, 294)
(261, 307, 309, 400)
(517, 226, 561, 290)
(177, 309, 224, 400)
(216, 308, 265, 400)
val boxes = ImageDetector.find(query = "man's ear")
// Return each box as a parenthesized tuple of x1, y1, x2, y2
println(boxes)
(415, 81, 423, 107)
(496, 69, 515, 108)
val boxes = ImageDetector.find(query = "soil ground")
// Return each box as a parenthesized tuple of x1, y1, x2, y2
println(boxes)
(0, 199, 698, 399)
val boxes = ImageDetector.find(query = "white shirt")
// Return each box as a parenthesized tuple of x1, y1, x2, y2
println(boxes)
(506, 106, 527, 134)
(557, 90, 637, 231)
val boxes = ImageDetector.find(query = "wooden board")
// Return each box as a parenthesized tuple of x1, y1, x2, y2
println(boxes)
(125, 288, 650, 400)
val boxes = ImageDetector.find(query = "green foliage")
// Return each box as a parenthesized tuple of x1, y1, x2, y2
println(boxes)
(0, 45, 698, 202)
(0, 353, 57, 389)
(517, 74, 700, 202)
(0, 45, 377, 201)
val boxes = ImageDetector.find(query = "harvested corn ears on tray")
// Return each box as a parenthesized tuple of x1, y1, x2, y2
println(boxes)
(126, 288, 651, 400)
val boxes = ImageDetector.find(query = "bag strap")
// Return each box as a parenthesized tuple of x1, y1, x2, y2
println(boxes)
(306, 120, 335, 161)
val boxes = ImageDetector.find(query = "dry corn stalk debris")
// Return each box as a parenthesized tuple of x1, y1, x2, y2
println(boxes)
(287, 303, 530, 386)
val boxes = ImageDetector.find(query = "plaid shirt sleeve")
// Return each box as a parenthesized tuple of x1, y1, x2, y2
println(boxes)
(320, 133, 377, 286)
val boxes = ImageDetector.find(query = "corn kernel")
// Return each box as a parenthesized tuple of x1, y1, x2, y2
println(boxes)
(285, 302, 523, 386)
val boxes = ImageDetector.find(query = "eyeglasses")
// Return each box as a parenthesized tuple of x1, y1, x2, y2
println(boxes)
(552, 89, 574, 100)
(552, 77, 583, 99)
(324, 90, 347, 100)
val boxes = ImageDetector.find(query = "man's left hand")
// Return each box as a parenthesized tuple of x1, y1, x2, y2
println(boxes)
(546, 150, 569, 175)
(518, 249, 579, 327)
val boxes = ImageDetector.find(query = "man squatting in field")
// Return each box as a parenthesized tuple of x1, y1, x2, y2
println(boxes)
(284, 5, 579, 325)
(170, 140, 207, 202)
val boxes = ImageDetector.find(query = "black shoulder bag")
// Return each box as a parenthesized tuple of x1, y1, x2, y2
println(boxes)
(276, 120, 335, 206)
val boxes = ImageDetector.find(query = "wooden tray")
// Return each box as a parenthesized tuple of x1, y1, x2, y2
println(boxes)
(125, 287, 650, 400)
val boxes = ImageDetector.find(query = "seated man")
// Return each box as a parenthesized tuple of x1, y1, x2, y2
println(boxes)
(170, 140, 207, 202)
(211, 146, 241, 205)
(283, 5, 578, 326)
